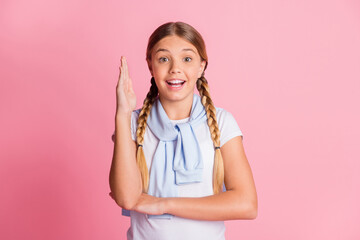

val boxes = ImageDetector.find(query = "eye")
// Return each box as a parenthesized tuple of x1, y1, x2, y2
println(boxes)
(159, 57, 169, 62)
(184, 57, 192, 62)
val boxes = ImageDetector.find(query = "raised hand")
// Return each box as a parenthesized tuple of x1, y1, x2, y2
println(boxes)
(116, 56, 136, 116)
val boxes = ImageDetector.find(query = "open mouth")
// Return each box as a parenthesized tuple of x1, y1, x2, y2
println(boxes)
(166, 79, 185, 87)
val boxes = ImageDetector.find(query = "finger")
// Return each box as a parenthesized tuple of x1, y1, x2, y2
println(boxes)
(122, 57, 128, 84)
(117, 57, 122, 79)
(118, 58, 125, 85)
(123, 57, 130, 83)
(119, 56, 124, 72)
(118, 63, 122, 82)
(117, 68, 123, 87)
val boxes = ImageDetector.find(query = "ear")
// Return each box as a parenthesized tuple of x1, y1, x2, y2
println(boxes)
(198, 60, 206, 78)
(147, 59, 153, 76)
(148, 64, 153, 76)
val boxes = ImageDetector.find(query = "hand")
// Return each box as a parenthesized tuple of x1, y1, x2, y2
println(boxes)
(132, 193, 167, 216)
(116, 56, 137, 116)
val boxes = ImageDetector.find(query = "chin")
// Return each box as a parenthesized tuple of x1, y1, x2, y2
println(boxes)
(159, 91, 194, 103)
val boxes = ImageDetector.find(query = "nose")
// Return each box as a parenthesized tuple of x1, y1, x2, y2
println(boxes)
(169, 59, 181, 74)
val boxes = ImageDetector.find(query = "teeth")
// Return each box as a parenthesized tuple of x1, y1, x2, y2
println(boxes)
(167, 79, 185, 84)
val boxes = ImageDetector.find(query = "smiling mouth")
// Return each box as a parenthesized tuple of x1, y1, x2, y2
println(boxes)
(166, 79, 185, 87)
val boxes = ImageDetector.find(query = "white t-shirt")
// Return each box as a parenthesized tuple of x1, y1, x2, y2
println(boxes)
(112, 107, 243, 240)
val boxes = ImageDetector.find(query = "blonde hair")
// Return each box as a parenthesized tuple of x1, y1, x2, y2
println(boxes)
(136, 22, 224, 194)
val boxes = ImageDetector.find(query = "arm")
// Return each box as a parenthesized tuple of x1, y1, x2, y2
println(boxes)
(109, 115, 142, 209)
(133, 136, 258, 220)
(109, 56, 142, 209)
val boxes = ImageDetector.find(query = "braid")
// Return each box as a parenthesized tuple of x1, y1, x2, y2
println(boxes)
(136, 77, 158, 193)
(196, 76, 224, 194)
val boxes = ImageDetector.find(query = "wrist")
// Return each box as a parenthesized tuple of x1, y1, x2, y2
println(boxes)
(162, 197, 173, 215)
(115, 112, 132, 122)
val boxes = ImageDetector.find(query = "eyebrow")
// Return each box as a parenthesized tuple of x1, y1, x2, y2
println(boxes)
(155, 48, 196, 54)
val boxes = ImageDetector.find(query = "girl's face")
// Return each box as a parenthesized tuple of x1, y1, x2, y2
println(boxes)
(150, 35, 206, 104)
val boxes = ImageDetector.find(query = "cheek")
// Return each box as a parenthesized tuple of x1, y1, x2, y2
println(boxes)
(187, 65, 202, 78)
(152, 63, 167, 76)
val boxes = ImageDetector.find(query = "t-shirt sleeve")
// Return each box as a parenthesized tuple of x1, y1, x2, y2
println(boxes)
(111, 110, 140, 142)
(216, 108, 243, 147)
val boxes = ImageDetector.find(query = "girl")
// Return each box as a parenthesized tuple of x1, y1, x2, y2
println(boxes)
(109, 21, 257, 240)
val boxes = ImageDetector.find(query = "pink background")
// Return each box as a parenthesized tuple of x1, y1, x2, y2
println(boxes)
(1, 0, 359, 239)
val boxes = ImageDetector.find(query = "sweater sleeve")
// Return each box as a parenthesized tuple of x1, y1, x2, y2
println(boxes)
(216, 108, 243, 148)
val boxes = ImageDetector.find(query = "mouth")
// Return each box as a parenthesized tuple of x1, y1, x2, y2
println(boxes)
(165, 79, 186, 87)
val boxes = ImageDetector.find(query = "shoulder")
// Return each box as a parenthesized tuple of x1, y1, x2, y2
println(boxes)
(215, 107, 236, 126)
(214, 107, 243, 147)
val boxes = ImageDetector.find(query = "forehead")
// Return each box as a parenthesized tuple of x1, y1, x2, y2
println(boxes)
(153, 35, 198, 55)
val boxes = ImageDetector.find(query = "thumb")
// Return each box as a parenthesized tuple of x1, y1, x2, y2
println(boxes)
(127, 77, 135, 94)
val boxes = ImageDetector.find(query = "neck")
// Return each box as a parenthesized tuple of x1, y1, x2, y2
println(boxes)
(159, 94, 194, 120)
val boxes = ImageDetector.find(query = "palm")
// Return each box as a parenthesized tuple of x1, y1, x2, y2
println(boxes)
(116, 56, 137, 114)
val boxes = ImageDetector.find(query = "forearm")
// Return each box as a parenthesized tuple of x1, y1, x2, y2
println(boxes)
(109, 114, 142, 209)
(164, 190, 257, 221)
